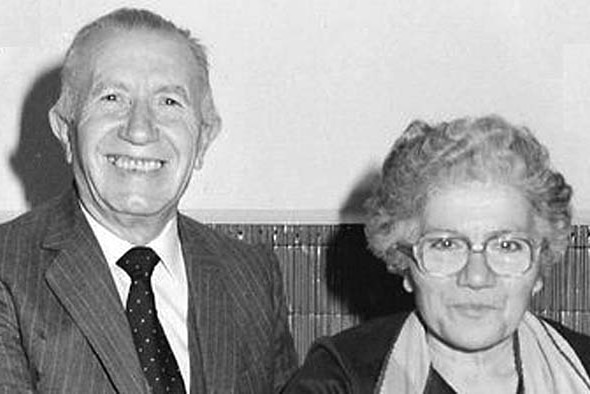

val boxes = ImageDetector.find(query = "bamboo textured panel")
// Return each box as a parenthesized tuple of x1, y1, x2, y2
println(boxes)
(208, 223, 590, 363)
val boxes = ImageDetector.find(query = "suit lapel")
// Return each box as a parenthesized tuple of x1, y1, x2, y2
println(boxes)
(43, 193, 149, 393)
(180, 218, 239, 393)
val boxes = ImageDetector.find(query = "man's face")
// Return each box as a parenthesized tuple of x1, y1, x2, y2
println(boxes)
(56, 28, 210, 236)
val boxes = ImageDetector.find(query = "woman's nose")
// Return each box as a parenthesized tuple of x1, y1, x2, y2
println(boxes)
(456, 251, 497, 289)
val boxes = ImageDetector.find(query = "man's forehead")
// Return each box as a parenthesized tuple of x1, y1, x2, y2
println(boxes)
(80, 27, 194, 65)
(70, 27, 204, 93)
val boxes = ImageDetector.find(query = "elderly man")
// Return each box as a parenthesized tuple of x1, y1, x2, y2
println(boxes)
(0, 8, 297, 393)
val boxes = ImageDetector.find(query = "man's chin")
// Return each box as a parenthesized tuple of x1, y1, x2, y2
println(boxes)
(105, 197, 175, 219)
(116, 204, 170, 218)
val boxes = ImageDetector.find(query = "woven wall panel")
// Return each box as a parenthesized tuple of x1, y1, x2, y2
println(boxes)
(209, 223, 590, 363)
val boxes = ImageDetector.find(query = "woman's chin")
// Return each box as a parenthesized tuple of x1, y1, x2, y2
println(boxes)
(438, 325, 509, 353)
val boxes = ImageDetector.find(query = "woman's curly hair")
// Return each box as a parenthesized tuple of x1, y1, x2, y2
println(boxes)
(365, 115, 572, 274)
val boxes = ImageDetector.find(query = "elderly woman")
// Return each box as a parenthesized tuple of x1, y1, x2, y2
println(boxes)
(283, 116, 590, 393)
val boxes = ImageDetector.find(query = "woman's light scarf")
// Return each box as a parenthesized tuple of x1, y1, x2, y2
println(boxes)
(378, 312, 590, 393)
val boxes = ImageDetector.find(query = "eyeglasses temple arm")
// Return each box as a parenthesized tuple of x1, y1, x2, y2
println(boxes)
(395, 243, 415, 260)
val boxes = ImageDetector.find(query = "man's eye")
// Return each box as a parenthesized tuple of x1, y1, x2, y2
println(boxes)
(164, 97, 181, 106)
(100, 93, 120, 103)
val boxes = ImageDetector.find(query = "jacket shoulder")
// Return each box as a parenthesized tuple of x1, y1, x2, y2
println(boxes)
(0, 195, 65, 244)
(178, 215, 279, 284)
(303, 313, 409, 392)
(543, 318, 590, 374)
(178, 216, 275, 263)
(178, 216, 265, 252)
(0, 195, 71, 285)
(329, 313, 407, 367)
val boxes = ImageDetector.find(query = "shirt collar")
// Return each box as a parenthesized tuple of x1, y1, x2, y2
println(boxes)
(80, 204, 184, 280)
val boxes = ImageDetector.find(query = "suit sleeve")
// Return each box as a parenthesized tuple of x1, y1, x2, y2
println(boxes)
(0, 279, 35, 393)
(265, 248, 299, 392)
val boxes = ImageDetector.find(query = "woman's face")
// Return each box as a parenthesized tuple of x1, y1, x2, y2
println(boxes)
(405, 181, 543, 352)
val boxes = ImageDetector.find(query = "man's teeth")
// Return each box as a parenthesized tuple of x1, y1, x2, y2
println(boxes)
(106, 155, 164, 172)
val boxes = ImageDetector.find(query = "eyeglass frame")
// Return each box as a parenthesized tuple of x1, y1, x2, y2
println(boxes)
(396, 231, 544, 277)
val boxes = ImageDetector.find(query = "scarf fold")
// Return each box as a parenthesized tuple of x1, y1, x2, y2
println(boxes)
(378, 311, 590, 393)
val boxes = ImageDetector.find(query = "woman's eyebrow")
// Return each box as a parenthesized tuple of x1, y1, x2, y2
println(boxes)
(420, 227, 461, 236)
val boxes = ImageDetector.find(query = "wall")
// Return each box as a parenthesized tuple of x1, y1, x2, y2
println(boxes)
(2, 0, 590, 223)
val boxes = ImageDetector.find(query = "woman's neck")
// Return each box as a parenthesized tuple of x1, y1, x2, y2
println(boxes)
(427, 333, 519, 393)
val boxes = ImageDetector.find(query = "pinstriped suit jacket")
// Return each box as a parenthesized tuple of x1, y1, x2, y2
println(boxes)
(0, 190, 297, 393)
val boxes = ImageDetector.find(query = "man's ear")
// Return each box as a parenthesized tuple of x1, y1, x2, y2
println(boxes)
(194, 89, 221, 170)
(48, 106, 73, 163)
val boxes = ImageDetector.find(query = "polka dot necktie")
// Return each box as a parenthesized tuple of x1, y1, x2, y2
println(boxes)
(117, 247, 186, 393)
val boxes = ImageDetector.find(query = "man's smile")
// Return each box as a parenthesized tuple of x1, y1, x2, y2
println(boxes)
(106, 154, 165, 172)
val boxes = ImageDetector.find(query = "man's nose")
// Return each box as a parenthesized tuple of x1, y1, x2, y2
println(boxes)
(121, 101, 158, 144)
(456, 251, 496, 289)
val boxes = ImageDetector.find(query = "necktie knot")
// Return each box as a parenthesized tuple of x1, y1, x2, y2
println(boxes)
(116, 247, 159, 281)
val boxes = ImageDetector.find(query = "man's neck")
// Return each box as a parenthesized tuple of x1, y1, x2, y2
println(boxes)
(80, 202, 177, 245)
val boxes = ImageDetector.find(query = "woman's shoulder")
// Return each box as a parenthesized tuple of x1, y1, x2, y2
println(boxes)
(542, 317, 590, 369)
(282, 312, 411, 393)
(326, 312, 410, 357)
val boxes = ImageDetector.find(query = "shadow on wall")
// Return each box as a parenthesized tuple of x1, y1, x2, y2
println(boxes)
(11, 65, 72, 208)
(325, 168, 415, 322)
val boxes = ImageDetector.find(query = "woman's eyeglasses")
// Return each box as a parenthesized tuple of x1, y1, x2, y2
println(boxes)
(397, 233, 542, 277)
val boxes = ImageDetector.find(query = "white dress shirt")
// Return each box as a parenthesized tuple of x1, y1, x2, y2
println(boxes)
(81, 207, 190, 390)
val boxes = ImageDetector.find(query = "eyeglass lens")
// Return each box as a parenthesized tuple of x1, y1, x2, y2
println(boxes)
(418, 236, 533, 276)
